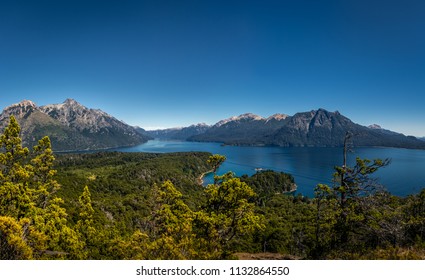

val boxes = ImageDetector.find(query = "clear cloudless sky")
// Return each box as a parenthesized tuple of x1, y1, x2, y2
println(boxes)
(0, 0, 424, 136)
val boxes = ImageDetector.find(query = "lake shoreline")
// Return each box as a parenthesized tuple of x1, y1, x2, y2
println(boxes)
(197, 169, 214, 185)
(115, 140, 425, 197)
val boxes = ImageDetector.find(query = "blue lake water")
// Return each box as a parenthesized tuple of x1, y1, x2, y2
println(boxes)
(116, 140, 425, 197)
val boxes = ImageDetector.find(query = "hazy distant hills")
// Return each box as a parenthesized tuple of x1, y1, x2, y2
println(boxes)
(151, 109, 425, 149)
(145, 123, 210, 140)
(0, 99, 151, 151)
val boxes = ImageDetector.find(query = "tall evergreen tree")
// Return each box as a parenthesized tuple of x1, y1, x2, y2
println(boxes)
(0, 116, 84, 259)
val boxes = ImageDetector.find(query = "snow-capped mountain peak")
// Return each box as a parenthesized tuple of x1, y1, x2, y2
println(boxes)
(266, 113, 288, 122)
(368, 124, 382, 130)
(215, 113, 264, 127)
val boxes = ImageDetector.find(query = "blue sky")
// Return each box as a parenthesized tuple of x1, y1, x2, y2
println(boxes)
(1, 0, 424, 136)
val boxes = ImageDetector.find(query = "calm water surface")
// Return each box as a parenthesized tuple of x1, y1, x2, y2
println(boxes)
(116, 140, 425, 197)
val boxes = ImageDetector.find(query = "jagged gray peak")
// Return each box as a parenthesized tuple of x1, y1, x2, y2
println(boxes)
(40, 99, 118, 133)
(0, 99, 151, 151)
(11, 99, 37, 109)
(39, 98, 147, 140)
(1, 100, 38, 118)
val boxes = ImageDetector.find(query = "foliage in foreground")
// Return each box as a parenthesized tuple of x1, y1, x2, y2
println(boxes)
(0, 117, 264, 259)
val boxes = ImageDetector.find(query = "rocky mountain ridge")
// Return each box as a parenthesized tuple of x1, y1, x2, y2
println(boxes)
(152, 109, 425, 149)
(3, 100, 423, 151)
(0, 99, 150, 151)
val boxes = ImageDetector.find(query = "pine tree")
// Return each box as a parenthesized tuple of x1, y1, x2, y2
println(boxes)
(0, 116, 30, 182)
(312, 139, 391, 257)
(75, 186, 98, 258)
(195, 155, 265, 258)
(145, 180, 197, 259)
(0, 116, 33, 219)
(0, 116, 84, 259)
(30, 136, 60, 209)
(0, 216, 33, 260)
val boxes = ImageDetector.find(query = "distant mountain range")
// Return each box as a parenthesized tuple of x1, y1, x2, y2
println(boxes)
(144, 123, 210, 140)
(148, 109, 425, 149)
(0, 99, 151, 151)
(2, 100, 424, 151)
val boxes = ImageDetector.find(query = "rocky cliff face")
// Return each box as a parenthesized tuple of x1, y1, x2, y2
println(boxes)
(1, 100, 38, 118)
(268, 109, 355, 147)
(0, 99, 150, 151)
(41, 99, 116, 132)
